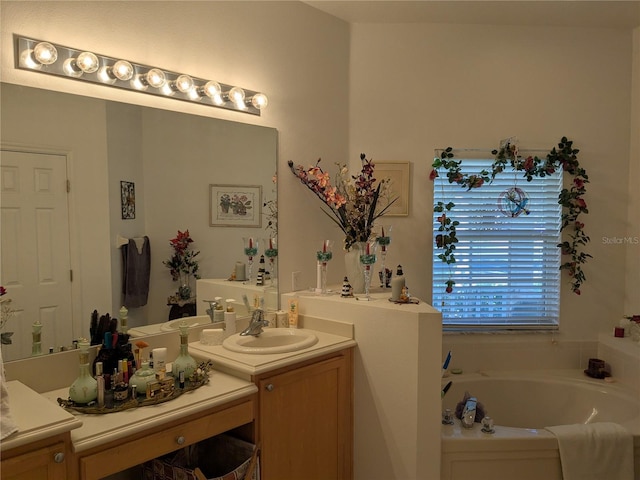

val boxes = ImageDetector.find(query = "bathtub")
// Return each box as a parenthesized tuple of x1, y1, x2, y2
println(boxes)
(441, 370, 640, 480)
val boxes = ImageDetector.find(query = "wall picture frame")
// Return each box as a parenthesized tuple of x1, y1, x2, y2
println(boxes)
(120, 181, 136, 219)
(375, 161, 410, 216)
(209, 184, 262, 227)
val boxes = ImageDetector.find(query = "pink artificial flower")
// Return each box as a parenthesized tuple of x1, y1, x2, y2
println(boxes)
(429, 169, 438, 181)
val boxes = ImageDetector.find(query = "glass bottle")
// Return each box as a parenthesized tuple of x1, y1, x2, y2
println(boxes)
(31, 320, 43, 356)
(172, 322, 197, 381)
(69, 339, 98, 404)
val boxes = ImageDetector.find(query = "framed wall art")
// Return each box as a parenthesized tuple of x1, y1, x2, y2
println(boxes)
(120, 181, 136, 219)
(209, 184, 262, 227)
(375, 161, 410, 216)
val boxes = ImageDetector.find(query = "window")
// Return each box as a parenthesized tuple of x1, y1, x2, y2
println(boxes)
(432, 159, 562, 329)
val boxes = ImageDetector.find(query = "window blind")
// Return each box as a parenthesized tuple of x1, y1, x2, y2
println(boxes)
(433, 159, 562, 328)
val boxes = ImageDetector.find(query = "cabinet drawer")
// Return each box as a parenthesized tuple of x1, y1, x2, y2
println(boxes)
(2, 441, 67, 480)
(79, 399, 254, 480)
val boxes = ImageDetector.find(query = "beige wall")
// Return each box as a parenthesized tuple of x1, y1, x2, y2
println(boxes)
(1, 1, 351, 310)
(349, 22, 636, 341)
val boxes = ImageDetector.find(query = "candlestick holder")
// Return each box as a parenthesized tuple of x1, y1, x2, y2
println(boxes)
(376, 225, 392, 287)
(316, 240, 334, 295)
(264, 236, 278, 289)
(242, 237, 260, 285)
(358, 240, 378, 301)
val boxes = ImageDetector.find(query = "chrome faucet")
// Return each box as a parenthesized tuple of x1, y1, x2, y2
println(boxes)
(203, 299, 219, 324)
(461, 397, 477, 429)
(240, 309, 269, 337)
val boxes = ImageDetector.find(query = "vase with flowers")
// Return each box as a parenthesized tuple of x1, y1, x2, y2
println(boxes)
(0, 286, 16, 345)
(163, 230, 201, 304)
(289, 153, 396, 293)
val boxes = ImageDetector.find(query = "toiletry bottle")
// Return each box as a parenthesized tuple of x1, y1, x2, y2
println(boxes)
(95, 361, 105, 407)
(225, 299, 237, 336)
(390, 265, 405, 302)
(172, 322, 197, 380)
(69, 339, 98, 404)
(288, 297, 299, 328)
(213, 296, 225, 323)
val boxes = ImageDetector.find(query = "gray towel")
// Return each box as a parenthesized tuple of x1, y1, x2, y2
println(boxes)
(122, 236, 150, 308)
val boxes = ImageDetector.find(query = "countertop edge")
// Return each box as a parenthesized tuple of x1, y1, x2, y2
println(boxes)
(1, 416, 83, 452)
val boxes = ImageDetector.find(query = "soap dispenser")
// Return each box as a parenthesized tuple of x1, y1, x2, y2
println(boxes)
(213, 297, 225, 324)
(390, 265, 405, 302)
(225, 299, 237, 336)
(172, 322, 198, 381)
(69, 339, 98, 404)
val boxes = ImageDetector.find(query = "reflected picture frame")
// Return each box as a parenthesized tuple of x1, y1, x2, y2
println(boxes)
(209, 184, 262, 227)
(120, 180, 136, 219)
(375, 161, 410, 216)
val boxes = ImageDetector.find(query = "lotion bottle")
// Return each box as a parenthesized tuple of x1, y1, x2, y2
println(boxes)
(390, 265, 405, 302)
(213, 297, 225, 324)
(225, 299, 237, 336)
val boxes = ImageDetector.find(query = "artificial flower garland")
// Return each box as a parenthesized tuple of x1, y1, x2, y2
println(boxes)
(430, 136, 590, 295)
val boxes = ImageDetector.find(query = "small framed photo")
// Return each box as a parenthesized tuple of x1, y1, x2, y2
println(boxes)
(375, 161, 410, 216)
(210, 184, 262, 227)
(120, 181, 136, 220)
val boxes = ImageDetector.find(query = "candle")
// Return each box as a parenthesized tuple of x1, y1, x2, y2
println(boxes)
(249, 238, 253, 249)
(366, 242, 370, 255)
(323, 240, 327, 253)
(269, 238, 273, 249)
(382, 226, 385, 237)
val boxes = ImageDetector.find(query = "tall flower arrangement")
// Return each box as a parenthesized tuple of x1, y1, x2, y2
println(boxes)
(0, 286, 16, 345)
(288, 154, 396, 250)
(163, 230, 201, 302)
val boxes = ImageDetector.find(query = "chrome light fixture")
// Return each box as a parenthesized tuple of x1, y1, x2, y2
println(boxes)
(14, 35, 268, 116)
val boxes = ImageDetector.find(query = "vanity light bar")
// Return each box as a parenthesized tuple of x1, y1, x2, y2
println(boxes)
(14, 35, 268, 116)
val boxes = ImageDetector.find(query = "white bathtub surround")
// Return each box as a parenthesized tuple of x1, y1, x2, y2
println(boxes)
(440, 370, 640, 480)
(546, 422, 634, 480)
(442, 333, 597, 373)
(283, 291, 443, 480)
(598, 333, 640, 390)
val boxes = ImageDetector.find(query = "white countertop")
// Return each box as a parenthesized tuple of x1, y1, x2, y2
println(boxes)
(189, 325, 357, 377)
(40, 371, 257, 453)
(1, 380, 82, 452)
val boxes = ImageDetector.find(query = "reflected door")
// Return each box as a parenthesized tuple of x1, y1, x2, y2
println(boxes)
(1, 150, 73, 360)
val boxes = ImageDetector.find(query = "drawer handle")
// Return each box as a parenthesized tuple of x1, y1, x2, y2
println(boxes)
(265, 384, 274, 392)
(176, 436, 186, 445)
(53, 452, 65, 463)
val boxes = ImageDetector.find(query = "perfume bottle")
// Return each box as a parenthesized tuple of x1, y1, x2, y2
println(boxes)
(172, 322, 197, 381)
(69, 339, 98, 404)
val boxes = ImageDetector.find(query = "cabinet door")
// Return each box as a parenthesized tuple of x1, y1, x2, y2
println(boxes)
(2, 441, 67, 480)
(259, 355, 352, 480)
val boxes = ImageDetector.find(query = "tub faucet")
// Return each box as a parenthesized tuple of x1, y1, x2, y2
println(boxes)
(461, 397, 477, 429)
(240, 309, 269, 337)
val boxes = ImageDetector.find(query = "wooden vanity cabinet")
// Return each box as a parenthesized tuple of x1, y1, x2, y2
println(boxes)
(1, 433, 71, 480)
(255, 348, 354, 480)
(73, 396, 256, 480)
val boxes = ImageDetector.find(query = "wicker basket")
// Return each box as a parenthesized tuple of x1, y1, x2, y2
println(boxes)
(141, 434, 259, 480)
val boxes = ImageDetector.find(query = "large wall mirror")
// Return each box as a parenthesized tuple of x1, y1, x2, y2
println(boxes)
(0, 83, 278, 362)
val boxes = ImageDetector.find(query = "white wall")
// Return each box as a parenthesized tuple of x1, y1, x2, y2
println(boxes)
(349, 22, 635, 344)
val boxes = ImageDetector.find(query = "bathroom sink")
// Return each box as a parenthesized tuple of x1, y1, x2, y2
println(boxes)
(222, 329, 319, 354)
(160, 315, 212, 332)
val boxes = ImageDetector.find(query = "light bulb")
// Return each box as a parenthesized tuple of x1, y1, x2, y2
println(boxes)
(228, 86, 245, 104)
(33, 42, 58, 65)
(112, 60, 134, 81)
(76, 52, 99, 73)
(173, 74, 194, 93)
(199, 81, 221, 98)
(63, 58, 83, 78)
(250, 93, 268, 110)
(145, 68, 166, 88)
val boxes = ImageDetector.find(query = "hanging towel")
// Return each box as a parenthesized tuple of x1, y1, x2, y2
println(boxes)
(0, 349, 19, 440)
(546, 422, 634, 480)
(121, 236, 151, 308)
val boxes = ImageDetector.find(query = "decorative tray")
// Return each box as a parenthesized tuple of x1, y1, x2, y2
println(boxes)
(57, 361, 213, 415)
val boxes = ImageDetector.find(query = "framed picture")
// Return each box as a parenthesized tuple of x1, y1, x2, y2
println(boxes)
(120, 181, 136, 219)
(209, 184, 262, 227)
(375, 161, 410, 216)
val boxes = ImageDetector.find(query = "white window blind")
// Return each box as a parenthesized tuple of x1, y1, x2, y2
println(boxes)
(433, 159, 562, 328)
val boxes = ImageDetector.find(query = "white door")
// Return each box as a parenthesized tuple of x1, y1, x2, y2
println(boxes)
(1, 150, 73, 361)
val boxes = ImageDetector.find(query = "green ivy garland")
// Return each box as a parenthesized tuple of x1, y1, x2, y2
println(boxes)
(430, 136, 591, 295)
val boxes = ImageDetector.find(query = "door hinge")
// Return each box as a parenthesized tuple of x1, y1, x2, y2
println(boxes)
(66, 179, 71, 193)
(70, 269, 73, 282)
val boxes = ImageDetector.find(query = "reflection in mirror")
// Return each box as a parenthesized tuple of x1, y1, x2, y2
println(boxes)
(0, 83, 278, 361)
